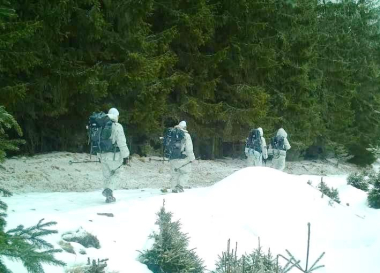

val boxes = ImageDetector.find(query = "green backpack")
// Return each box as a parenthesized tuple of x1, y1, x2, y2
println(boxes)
(88, 112, 115, 154)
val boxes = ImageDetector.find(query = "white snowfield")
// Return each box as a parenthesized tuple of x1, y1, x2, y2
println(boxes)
(2, 155, 380, 273)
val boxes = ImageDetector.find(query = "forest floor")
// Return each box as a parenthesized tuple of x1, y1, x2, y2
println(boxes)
(0, 152, 364, 193)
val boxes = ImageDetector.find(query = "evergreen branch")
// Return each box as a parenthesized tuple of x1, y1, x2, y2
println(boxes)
(0, 188, 12, 197)
(308, 252, 325, 272)
(0, 201, 8, 211)
(0, 259, 12, 273)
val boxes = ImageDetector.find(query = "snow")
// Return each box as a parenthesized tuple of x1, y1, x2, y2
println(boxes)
(1, 154, 380, 273)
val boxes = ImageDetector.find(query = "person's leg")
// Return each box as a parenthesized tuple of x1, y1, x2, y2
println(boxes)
(101, 152, 122, 202)
(247, 152, 254, 167)
(170, 160, 181, 191)
(178, 163, 191, 191)
(253, 151, 262, 166)
(271, 156, 280, 170)
(278, 155, 286, 171)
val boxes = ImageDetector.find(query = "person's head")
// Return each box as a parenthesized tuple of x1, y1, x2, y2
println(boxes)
(108, 107, 119, 122)
(277, 128, 287, 138)
(257, 127, 264, 137)
(178, 120, 187, 130)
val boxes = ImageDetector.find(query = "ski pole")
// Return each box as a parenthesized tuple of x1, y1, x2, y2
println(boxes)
(69, 159, 100, 165)
(149, 158, 169, 162)
(174, 157, 201, 172)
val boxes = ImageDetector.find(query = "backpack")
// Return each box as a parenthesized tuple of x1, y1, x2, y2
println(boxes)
(246, 129, 262, 153)
(271, 135, 285, 151)
(163, 127, 186, 160)
(88, 112, 116, 154)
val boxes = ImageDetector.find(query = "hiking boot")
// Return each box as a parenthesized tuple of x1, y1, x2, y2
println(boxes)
(106, 195, 116, 203)
(102, 188, 113, 197)
(173, 185, 184, 193)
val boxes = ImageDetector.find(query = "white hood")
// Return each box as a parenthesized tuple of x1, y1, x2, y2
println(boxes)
(258, 127, 264, 137)
(277, 128, 288, 138)
(107, 114, 118, 122)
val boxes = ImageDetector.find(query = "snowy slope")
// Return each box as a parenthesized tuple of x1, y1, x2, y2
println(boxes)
(3, 167, 380, 273)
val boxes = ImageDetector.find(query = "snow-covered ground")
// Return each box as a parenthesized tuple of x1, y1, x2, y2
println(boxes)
(1, 153, 379, 273)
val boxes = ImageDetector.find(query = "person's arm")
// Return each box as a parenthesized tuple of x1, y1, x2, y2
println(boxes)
(284, 138, 291, 150)
(185, 133, 195, 162)
(262, 138, 268, 159)
(115, 124, 130, 159)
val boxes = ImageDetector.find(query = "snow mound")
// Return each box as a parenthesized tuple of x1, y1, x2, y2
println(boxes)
(3, 166, 380, 273)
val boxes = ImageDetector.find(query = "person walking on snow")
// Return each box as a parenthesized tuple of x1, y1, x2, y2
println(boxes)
(98, 108, 130, 203)
(169, 121, 195, 193)
(245, 127, 268, 167)
(268, 128, 291, 171)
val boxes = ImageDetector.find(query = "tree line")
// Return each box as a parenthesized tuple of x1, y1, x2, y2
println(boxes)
(1, 0, 380, 165)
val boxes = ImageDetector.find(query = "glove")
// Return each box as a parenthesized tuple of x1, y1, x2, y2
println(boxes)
(123, 157, 128, 165)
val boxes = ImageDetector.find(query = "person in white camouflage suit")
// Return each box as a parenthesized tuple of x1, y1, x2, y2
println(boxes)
(169, 121, 195, 193)
(98, 108, 130, 203)
(245, 127, 268, 167)
(268, 128, 291, 171)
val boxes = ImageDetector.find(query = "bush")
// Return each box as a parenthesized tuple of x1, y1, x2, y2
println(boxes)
(62, 227, 101, 249)
(139, 203, 205, 273)
(213, 239, 277, 273)
(65, 258, 110, 273)
(318, 181, 341, 204)
(347, 173, 369, 192)
(368, 173, 380, 209)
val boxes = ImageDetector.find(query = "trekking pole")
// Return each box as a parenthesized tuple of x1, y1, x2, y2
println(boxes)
(69, 159, 100, 165)
(149, 158, 169, 162)
(174, 157, 201, 172)
(110, 163, 123, 176)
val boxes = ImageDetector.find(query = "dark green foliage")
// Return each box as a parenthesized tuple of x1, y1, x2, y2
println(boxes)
(0, 188, 65, 273)
(139, 203, 205, 273)
(368, 173, 380, 209)
(347, 173, 369, 192)
(318, 181, 341, 204)
(0, 106, 25, 162)
(1, 0, 380, 162)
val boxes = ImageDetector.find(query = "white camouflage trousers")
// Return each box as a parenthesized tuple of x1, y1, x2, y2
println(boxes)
(99, 152, 124, 190)
(247, 150, 263, 167)
(271, 150, 287, 171)
(170, 159, 192, 190)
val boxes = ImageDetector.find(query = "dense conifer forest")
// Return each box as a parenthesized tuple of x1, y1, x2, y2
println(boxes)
(1, 0, 380, 164)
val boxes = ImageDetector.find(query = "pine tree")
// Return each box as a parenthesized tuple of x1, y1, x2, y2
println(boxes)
(0, 106, 25, 162)
(0, 189, 66, 273)
(318, 181, 340, 204)
(139, 203, 205, 273)
(212, 239, 277, 273)
(368, 173, 380, 209)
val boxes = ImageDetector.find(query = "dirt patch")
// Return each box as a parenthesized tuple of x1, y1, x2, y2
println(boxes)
(0, 152, 361, 193)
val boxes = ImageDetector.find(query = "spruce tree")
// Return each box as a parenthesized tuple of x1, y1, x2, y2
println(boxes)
(139, 203, 205, 273)
(368, 173, 380, 209)
(316, 0, 380, 164)
(213, 239, 277, 273)
(0, 106, 24, 162)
